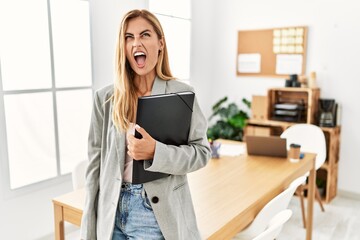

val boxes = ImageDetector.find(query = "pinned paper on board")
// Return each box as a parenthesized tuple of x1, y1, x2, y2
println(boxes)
(273, 27, 305, 54)
(275, 54, 303, 75)
(237, 53, 261, 73)
(237, 26, 307, 77)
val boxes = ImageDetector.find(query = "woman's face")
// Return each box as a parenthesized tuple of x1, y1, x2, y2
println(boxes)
(125, 17, 163, 77)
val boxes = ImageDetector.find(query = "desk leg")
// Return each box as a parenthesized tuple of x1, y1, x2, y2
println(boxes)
(54, 204, 65, 240)
(306, 164, 316, 240)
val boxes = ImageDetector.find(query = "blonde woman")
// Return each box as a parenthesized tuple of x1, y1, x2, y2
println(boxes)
(80, 9, 211, 240)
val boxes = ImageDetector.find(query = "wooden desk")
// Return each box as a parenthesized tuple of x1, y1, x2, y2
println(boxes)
(53, 142, 316, 240)
(53, 188, 84, 240)
(189, 141, 316, 239)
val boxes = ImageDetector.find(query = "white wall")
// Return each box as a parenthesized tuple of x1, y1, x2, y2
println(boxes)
(190, 0, 216, 117)
(1, 1, 359, 239)
(0, 1, 146, 240)
(0, 178, 74, 240)
(90, 0, 148, 89)
(191, 0, 360, 194)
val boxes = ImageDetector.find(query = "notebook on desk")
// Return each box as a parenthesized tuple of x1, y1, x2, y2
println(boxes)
(245, 135, 288, 158)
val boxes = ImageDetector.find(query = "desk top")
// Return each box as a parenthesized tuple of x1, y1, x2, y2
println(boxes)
(189, 140, 315, 239)
(53, 140, 315, 240)
(53, 188, 85, 214)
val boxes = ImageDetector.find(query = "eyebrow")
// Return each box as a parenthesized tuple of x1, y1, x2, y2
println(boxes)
(125, 29, 152, 36)
(140, 29, 151, 35)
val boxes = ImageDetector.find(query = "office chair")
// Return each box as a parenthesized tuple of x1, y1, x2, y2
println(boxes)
(67, 160, 89, 240)
(235, 176, 306, 240)
(72, 160, 88, 190)
(280, 123, 326, 228)
(252, 209, 292, 240)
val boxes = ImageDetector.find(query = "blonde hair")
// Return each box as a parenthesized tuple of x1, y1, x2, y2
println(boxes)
(112, 9, 174, 132)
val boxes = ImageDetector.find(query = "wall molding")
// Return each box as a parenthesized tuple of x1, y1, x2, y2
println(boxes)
(338, 189, 360, 201)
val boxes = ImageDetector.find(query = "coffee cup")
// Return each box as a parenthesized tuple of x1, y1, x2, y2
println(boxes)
(289, 143, 301, 162)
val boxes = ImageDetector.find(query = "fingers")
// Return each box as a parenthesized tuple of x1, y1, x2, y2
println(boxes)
(127, 125, 155, 160)
(135, 124, 150, 139)
(127, 142, 154, 160)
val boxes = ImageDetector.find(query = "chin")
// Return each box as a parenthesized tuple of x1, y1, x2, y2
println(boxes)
(134, 69, 148, 76)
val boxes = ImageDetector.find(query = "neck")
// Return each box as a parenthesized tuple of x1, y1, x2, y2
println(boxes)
(134, 73, 156, 96)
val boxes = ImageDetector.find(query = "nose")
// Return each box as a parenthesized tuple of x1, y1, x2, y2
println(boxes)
(133, 36, 142, 47)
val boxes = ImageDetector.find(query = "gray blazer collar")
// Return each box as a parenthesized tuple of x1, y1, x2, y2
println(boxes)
(151, 76, 167, 95)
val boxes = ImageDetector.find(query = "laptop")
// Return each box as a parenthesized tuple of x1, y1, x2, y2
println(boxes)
(245, 135, 288, 158)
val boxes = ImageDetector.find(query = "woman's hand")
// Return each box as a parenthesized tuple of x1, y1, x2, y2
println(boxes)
(127, 124, 156, 160)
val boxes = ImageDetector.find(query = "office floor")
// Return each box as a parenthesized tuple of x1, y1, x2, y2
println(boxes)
(276, 195, 360, 240)
(59, 195, 360, 240)
(232, 194, 360, 240)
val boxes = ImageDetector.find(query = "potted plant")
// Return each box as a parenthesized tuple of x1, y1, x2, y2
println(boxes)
(316, 178, 326, 197)
(207, 96, 251, 142)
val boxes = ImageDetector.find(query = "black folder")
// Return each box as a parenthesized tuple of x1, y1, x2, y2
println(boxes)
(132, 91, 195, 184)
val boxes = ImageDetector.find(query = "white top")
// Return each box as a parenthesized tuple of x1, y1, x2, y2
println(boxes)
(123, 123, 135, 183)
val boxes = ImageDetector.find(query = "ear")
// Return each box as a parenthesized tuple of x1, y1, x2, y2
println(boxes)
(159, 37, 164, 51)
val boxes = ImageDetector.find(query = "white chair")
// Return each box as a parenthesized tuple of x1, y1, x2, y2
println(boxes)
(67, 160, 88, 240)
(235, 176, 306, 240)
(72, 160, 88, 190)
(252, 209, 292, 240)
(280, 123, 326, 228)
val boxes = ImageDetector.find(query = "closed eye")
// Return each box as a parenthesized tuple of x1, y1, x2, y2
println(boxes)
(125, 33, 134, 40)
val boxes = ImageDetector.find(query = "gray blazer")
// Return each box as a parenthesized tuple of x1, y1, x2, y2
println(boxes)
(80, 77, 211, 240)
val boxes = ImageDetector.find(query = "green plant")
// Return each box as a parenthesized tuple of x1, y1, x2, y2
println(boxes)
(316, 178, 326, 189)
(207, 96, 251, 141)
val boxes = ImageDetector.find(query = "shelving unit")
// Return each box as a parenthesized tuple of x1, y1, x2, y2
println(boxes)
(319, 126, 341, 203)
(245, 87, 340, 203)
(268, 87, 320, 123)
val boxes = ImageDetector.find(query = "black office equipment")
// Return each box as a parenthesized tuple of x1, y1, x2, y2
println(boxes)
(132, 91, 195, 184)
(272, 100, 304, 122)
(318, 99, 337, 127)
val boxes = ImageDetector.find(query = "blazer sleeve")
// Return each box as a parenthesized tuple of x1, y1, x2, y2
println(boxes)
(80, 91, 103, 240)
(144, 91, 211, 175)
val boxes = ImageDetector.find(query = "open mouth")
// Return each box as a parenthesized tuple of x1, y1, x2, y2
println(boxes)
(134, 51, 146, 67)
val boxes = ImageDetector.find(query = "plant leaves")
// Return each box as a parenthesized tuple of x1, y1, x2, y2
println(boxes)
(227, 103, 239, 118)
(212, 96, 228, 111)
(228, 114, 247, 128)
(209, 97, 228, 120)
(207, 96, 251, 141)
(242, 98, 251, 109)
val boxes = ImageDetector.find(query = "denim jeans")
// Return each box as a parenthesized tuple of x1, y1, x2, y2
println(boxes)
(112, 183, 164, 240)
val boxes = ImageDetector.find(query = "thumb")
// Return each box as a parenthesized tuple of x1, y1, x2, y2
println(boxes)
(135, 124, 151, 139)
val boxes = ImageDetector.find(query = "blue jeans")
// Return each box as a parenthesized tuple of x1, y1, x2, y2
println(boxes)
(112, 183, 164, 240)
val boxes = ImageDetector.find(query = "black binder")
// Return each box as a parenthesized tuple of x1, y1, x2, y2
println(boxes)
(132, 91, 195, 184)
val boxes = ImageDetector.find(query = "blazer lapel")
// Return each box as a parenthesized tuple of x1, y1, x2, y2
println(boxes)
(109, 102, 126, 174)
(151, 76, 167, 95)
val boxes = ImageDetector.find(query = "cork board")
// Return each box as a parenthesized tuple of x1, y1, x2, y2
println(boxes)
(236, 26, 308, 78)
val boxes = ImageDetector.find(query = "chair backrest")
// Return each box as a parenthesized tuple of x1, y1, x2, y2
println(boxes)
(252, 209, 292, 240)
(72, 160, 88, 190)
(237, 176, 306, 238)
(280, 124, 326, 170)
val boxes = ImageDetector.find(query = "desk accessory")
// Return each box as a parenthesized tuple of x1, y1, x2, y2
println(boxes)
(318, 99, 337, 127)
(245, 135, 287, 158)
(289, 143, 301, 162)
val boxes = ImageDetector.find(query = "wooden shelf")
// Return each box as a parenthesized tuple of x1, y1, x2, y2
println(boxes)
(245, 88, 340, 203)
(247, 119, 293, 129)
(268, 87, 320, 124)
(320, 126, 341, 203)
(320, 162, 329, 170)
